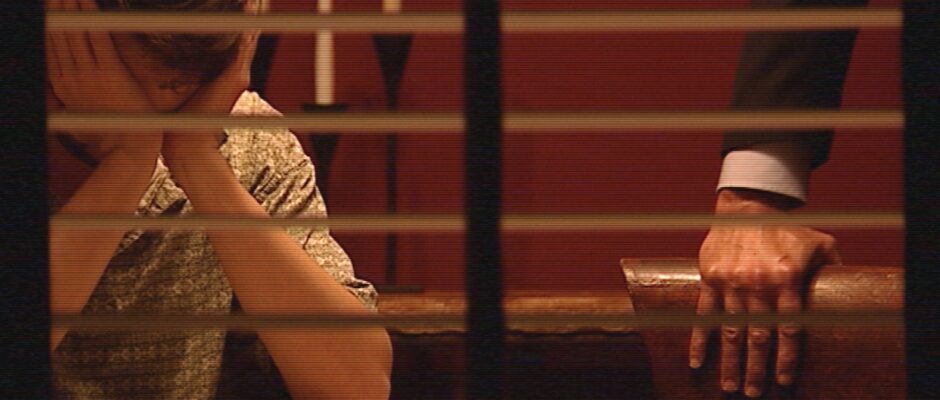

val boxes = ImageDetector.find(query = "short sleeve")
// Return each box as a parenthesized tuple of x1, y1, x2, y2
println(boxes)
(255, 133, 378, 311)
(223, 91, 378, 311)
(217, 141, 382, 400)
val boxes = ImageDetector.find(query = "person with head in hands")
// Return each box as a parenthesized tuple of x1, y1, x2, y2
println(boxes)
(47, 0, 391, 398)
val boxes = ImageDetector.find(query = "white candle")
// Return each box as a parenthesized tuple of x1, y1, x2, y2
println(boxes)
(315, 0, 334, 105)
(383, 0, 401, 14)
(315, 31, 334, 105)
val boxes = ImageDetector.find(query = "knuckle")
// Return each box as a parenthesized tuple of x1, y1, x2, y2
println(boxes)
(769, 268, 799, 286)
(776, 266, 800, 280)
(721, 326, 743, 343)
(730, 266, 765, 288)
(746, 269, 769, 287)
(699, 260, 724, 277)
(700, 264, 719, 277)
(748, 328, 772, 345)
(779, 325, 801, 339)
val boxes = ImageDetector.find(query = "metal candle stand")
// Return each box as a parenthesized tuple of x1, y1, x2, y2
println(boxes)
(300, 33, 419, 293)
(299, 102, 345, 202)
(371, 33, 422, 293)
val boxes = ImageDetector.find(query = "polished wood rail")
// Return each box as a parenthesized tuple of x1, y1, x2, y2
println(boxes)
(378, 291, 637, 335)
(378, 291, 647, 399)
(622, 258, 904, 400)
(219, 266, 902, 399)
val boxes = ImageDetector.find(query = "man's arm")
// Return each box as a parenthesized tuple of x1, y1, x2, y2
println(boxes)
(691, 0, 865, 398)
(719, 0, 865, 202)
(722, 0, 864, 169)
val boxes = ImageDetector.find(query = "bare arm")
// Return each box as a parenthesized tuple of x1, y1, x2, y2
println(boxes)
(157, 22, 391, 397)
(46, 0, 161, 352)
(50, 142, 161, 351)
(164, 141, 392, 399)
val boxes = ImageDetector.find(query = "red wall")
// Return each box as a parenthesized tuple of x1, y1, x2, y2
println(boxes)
(265, 0, 903, 291)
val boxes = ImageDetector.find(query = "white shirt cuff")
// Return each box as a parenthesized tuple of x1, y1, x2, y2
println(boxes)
(717, 141, 812, 202)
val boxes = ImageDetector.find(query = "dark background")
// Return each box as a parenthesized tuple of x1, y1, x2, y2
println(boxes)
(0, 1, 926, 398)
(263, 0, 903, 291)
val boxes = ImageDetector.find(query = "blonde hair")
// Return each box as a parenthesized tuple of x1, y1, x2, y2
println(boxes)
(96, 0, 250, 83)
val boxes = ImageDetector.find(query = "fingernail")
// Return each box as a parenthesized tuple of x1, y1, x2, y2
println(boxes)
(689, 358, 702, 369)
(722, 380, 738, 392)
(778, 374, 793, 386)
(745, 385, 761, 398)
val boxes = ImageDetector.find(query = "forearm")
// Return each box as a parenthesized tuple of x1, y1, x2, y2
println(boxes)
(171, 149, 391, 399)
(723, 0, 865, 168)
(50, 143, 161, 351)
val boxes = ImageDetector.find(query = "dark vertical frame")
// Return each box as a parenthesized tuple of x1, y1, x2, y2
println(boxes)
(373, 33, 415, 291)
(0, 1, 51, 398)
(464, 0, 504, 399)
(902, 1, 940, 397)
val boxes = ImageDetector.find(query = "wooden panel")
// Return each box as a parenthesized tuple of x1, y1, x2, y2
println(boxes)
(389, 333, 656, 400)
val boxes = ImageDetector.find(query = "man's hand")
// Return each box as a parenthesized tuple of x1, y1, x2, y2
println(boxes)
(46, 0, 160, 159)
(690, 188, 841, 398)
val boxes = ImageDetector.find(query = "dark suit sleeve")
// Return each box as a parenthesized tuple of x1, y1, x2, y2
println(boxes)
(722, 0, 867, 169)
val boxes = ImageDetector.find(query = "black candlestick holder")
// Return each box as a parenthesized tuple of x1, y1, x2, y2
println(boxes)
(300, 103, 346, 202)
(371, 33, 422, 294)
